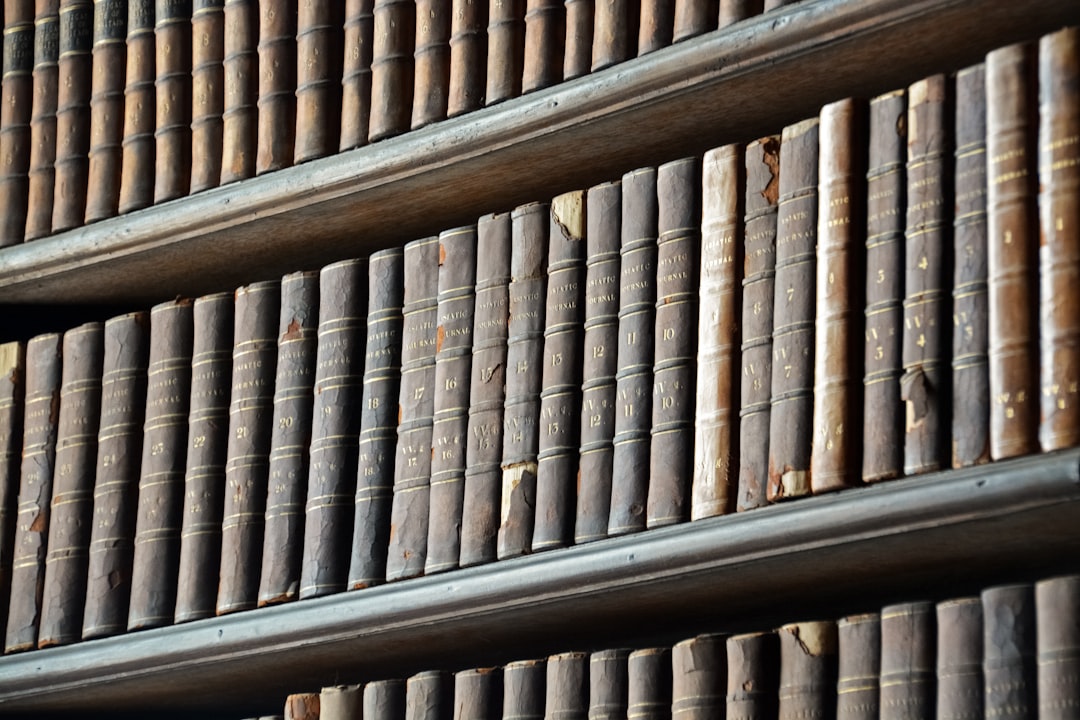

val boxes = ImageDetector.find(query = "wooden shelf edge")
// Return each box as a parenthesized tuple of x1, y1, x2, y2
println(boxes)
(0, 450, 1078, 713)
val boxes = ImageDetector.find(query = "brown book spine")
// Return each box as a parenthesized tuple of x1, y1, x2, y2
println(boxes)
(447, 0, 485, 116)
(761, 0, 790, 9)
(936, 597, 983, 720)
(879, 601, 934, 720)
(83, 0, 126, 222)
(459, 213, 512, 567)
(836, 614, 879, 720)
(368, 0, 414, 141)
(692, 144, 741, 519)
(647, 157, 700, 526)
(285, 693, 321, 720)
(767, 119, 817, 501)
(424, 227, 479, 574)
(258, 271, 320, 607)
(455, 668, 502, 720)
(117, 0, 154, 214)
(50, 0, 92, 232)
(295, 0, 343, 162)
(983, 584, 1036, 720)
(497, 203, 549, 559)
(628, 648, 672, 720)
(574, 181, 621, 544)
(671, 0, 715, 42)
(256, 0, 295, 173)
(174, 291, 233, 623)
(862, 90, 906, 482)
(408, 671, 454, 720)
(0, 344, 25, 641)
(562, 0, 589, 80)
(411, 0, 450, 130)
(1036, 575, 1080, 720)
(736, 138, 779, 511)
(727, 632, 779, 720)
(484, 0, 523, 104)
(532, 192, 587, 552)
(321, 685, 364, 720)
(82, 312, 150, 640)
(0, 2, 35, 246)
(637, 0, 671, 56)
(672, 634, 725, 720)
(520, 0, 562, 93)
(717, 0, 760, 29)
(547, 652, 588, 720)
(127, 299, 194, 630)
(24, 0, 60, 240)
(190, 0, 224, 192)
(506, 659, 547, 720)
(216, 280, 279, 616)
(590, 0, 634, 71)
(366, 679, 407, 720)
(299, 259, 367, 599)
(220, 0, 256, 183)
(339, 0, 373, 149)
(589, 649, 629, 720)
(778, 621, 838, 720)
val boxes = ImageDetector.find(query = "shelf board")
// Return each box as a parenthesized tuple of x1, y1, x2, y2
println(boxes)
(0, 450, 1078, 714)
(0, 0, 1076, 304)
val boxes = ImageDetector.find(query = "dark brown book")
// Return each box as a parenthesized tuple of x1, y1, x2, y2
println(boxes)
(411, 0, 450, 129)
(767, 119, 817, 502)
(348, 247, 405, 589)
(1039, 28, 1080, 453)
(574, 181, 621, 545)
(983, 583, 1036, 720)
(692, 143, 741, 520)
(590, 0, 634, 72)
(83, 0, 126, 222)
(321, 684, 363, 720)
(117, 0, 154, 214)
(717, 0, 761, 30)
(672, 634, 725, 720)
(0, 344, 25, 642)
(726, 632, 779, 720)
(0, 2, 35, 246)
(339, 0, 373, 149)
(836, 613, 879, 720)
(24, 0, 60, 241)
(385, 236, 440, 581)
(216, 280, 279, 616)
(256, 0, 296, 173)
(532, 191, 587, 552)
(778, 621, 838, 720)
(407, 671, 454, 720)
(258, 271, 320, 607)
(562, 0, 590, 80)
(285, 693, 321, 720)
(862, 89, 906, 483)
(484, 0, 523, 105)
(82, 311, 150, 640)
(935, 597, 983, 720)
(671, 0, 715, 42)
(368, 0, 414, 141)
(455, 668, 502, 720)
(588, 649, 629, 720)
(1036, 575, 1080, 720)
(366, 679, 407, 720)
(520, 0, 563, 93)
(425, 226, 480, 574)
(637, 0, 672, 56)
(505, 659, 547, 720)
(547, 652, 588, 720)
(295, 0, 343, 162)
(628, 648, 672, 720)
(497, 203, 548, 559)
(608, 167, 658, 537)
(127, 299, 194, 630)
(447, 0, 485, 117)
(174, 291, 233, 623)
(220, 0, 257, 183)
(879, 601, 934, 720)
(299, 258, 367, 600)
(736, 137, 779, 511)
(190, 0, 224, 192)
(50, 0, 93, 232)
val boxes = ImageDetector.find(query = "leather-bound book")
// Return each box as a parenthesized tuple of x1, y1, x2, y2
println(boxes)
(628, 648, 672, 720)
(50, 0, 93, 232)
(520, 0, 563, 93)
(117, 0, 154, 214)
(836, 614, 879, 720)
(766, 119, 816, 502)
(459, 213, 511, 567)
(485, 0, 524, 105)
(608, 168, 658, 537)
(671, 0, 714, 42)
(285, 693, 321, 720)
(174, 291, 233, 623)
(455, 668, 502, 720)
(589, 649, 629, 720)
(258, 271, 320, 607)
(446, 0, 485, 116)
(778, 621, 838, 720)
(574, 181, 621, 544)
(736, 137, 779, 512)
(637, 0, 672, 56)
(546, 652, 588, 720)
(505, 659, 547, 720)
(256, 0, 296, 173)
(425, 226, 480, 573)
(879, 601, 934, 720)
(295, 0, 344, 162)
(0, 343, 25, 641)
(82, 311, 150, 640)
(1036, 575, 1080, 720)
(726, 632, 779, 720)
(936, 597, 982, 720)
(1039, 28, 1080, 452)
(339, 0, 373, 149)
(496, 203, 548, 559)
(190, 0, 224, 192)
(220, 0, 257, 182)
(0, 2, 34, 246)
(321, 685, 363, 720)
(384, 236, 440, 581)
(591, 0, 635, 71)
(408, 671, 454, 720)
(672, 634, 725, 720)
(983, 583, 1036, 720)
(647, 157, 699, 528)
(562, 0, 590, 80)
(533, 192, 587, 552)
(411, 0, 450, 129)
(348, 247, 404, 589)
(127, 299, 194, 630)
(299, 259, 367, 599)
(951, 64, 989, 468)
(862, 89, 906, 482)
(368, 0, 414, 141)
(83, 0, 126, 222)
(24, 0, 60, 241)
(692, 144, 741, 520)
(717, 0, 761, 29)
(36, 324, 102, 648)
(216, 280, 279, 616)
(367, 679, 407, 720)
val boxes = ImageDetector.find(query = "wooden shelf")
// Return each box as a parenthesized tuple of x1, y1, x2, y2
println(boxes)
(0, 0, 1075, 305)
(0, 450, 1078, 715)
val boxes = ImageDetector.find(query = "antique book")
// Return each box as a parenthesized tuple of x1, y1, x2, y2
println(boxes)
(446, 0, 485, 116)
(532, 192, 587, 551)
(736, 138, 779, 511)
(0, 2, 34, 245)
(174, 291, 234, 623)
(83, 0, 127, 222)
(0, 343, 25, 641)
(878, 601, 934, 720)
(862, 89, 906, 482)
(220, 0, 257, 183)
(484, 0, 524, 105)
(983, 583, 1036, 720)
(190, 0, 224, 192)
(672, 634, 726, 720)
(1036, 575, 1080, 720)
(777, 621, 838, 720)
(50, 0, 93, 232)
(216, 280, 280, 615)
(588, 648, 629, 720)
(608, 168, 658, 537)
(1039, 28, 1080, 452)
(672, 0, 714, 42)
(546, 652, 588, 720)
(726, 632, 779, 719)
(691, 144, 741, 519)
(82, 311, 150, 640)
(152, 0, 191, 202)
(628, 648, 672, 720)
(410, 0, 450, 129)
(24, 0, 60, 240)
(407, 671, 453, 720)
(637, 0, 672, 55)
(521, 0, 563, 93)
(562, 0, 590, 80)
(294, 0, 343, 162)
(117, 0, 154, 214)
(505, 659, 546, 720)
(321, 684, 363, 720)
(591, 0, 635, 71)
(368, 0, 414, 141)
(836, 613, 879, 720)
(256, 0, 296, 173)
(285, 693, 321, 720)
(366, 679, 407, 720)
(936, 597, 983, 720)
(258, 271, 320, 607)
(339, 0, 373, 149)
(127, 299, 194, 630)
(299, 259, 367, 599)
(455, 668, 502, 720)
(766, 119, 817, 501)
(717, 0, 761, 29)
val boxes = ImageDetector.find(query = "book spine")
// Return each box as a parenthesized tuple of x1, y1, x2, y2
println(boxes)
(590, 0, 635, 71)
(0, 3, 35, 245)
(368, 0, 414, 141)
(295, 0, 343, 162)
(767, 118, 817, 501)
(637, 0, 672, 56)
(424, 226, 479, 574)
(574, 180, 621, 544)
(299, 258, 367, 599)
(216, 280, 279, 616)
(547, 652, 589, 720)
(484, 0, 523, 104)
(174, 291, 233, 623)
(726, 632, 779, 720)
(778, 621, 838, 720)
(83, 0, 126, 222)
(562, 0, 589, 80)
(836, 613, 879, 720)
(879, 601, 934, 720)
(51, 0, 93, 232)
(411, 0, 450, 130)
(366, 679, 407, 720)
(446, 0, 484, 117)
(520, 0, 562, 93)
(407, 671, 454, 720)
(692, 144, 741, 519)
(258, 271, 320, 607)
(672, 0, 715, 42)
(82, 311, 149, 640)
(588, 648, 629, 720)
(532, 191, 587, 551)
(455, 668, 502, 720)
(117, 0, 153, 213)
(717, 0, 760, 29)
(127, 298, 194, 630)
(496, 203, 548, 559)
(1036, 575, 1080, 720)
(983, 583, 1036, 720)
(736, 138, 779, 511)
(339, 0, 373, 149)
(348, 247, 404, 589)
(608, 167, 657, 537)
(0, 343, 25, 641)
(672, 634, 725, 720)
(24, 0, 60, 240)
(285, 693, 321, 720)
(628, 648, 672, 720)
(936, 597, 983, 720)
(190, 0, 224, 192)
(256, 0, 296, 173)
(321, 684, 363, 720)
(505, 659, 547, 720)
(220, 0, 256, 182)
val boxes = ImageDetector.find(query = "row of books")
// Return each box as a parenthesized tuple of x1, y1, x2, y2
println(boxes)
(0, 24, 1076, 654)
(0, 0, 794, 248)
